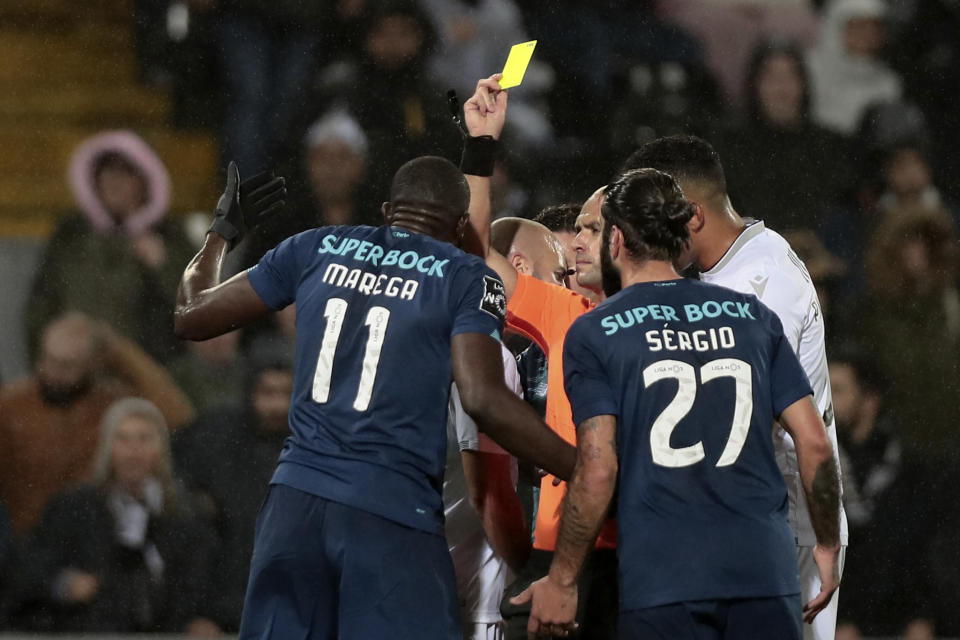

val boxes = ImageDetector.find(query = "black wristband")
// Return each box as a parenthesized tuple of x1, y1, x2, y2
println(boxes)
(460, 135, 498, 177)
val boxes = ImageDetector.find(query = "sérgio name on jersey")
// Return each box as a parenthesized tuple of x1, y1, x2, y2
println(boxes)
(318, 234, 448, 277)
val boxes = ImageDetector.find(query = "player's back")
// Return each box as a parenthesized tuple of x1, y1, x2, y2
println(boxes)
(247, 224, 505, 535)
(700, 221, 848, 546)
(564, 278, 812, 611)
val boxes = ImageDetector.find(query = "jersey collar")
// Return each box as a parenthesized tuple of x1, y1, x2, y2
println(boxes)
(702, 219, 765, 276)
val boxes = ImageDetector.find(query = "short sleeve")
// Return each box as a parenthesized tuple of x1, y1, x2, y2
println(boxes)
(767, 311, 814, 416)
(449, 260, 505, 340)
(563, 315, 618, 426)
(449, 383, 481, 452)
(246, 232, 306, 310)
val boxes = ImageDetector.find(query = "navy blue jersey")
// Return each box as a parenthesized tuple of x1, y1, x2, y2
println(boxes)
(247, 225, 505, 534)
(563, 278, 812, 610)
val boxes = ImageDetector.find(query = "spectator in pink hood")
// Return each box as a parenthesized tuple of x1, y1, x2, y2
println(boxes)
(25, 131, 195, 363)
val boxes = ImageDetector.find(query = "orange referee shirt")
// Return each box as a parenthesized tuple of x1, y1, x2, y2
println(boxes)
(506, 274, 617, 551)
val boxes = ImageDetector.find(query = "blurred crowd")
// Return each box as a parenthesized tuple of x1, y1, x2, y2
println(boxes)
(1, 0, 959, 637)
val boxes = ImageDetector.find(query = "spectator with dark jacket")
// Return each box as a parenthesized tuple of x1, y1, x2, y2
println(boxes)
(215, 0, 326, 174)
(172, 344, 293, 631)
(25, 130, 196, 363)
(6, 398, 219, 635)
(714, 39, 853, 233)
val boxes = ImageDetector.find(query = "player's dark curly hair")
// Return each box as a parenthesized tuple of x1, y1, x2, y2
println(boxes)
(602, 168, 696, 263)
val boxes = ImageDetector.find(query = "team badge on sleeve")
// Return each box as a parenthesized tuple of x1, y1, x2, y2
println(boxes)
(480, 275, 507, 321)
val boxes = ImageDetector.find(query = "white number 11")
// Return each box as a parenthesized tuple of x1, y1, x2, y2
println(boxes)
(311, 297, 391, 412)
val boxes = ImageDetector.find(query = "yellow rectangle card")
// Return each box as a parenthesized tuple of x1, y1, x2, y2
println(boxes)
(499, 40, 537, 89)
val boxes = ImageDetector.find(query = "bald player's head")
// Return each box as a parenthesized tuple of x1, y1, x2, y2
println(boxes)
(491, 217, 569, 287)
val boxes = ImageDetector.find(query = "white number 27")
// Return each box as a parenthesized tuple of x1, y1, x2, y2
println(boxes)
(311, 297, 390, 411)
(643, 358, 753, 468)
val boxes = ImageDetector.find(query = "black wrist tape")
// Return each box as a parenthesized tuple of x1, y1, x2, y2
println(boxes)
(460, 135, 498, 177)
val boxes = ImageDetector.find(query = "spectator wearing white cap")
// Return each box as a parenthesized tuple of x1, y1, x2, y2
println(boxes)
(807, 0, 903, 135)
(236, 110, 372, 271)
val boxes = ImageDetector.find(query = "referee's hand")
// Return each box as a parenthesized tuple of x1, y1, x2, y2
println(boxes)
(463, 74, 509, 140)
(802, 543, 840, 624)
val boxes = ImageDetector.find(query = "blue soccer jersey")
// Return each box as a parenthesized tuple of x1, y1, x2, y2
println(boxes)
(247, 225, 506, 534)
(563, 278, 813, 610)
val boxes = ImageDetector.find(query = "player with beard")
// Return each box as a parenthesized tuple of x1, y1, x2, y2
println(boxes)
(623, 135, 848, 640)
(461, 75, 617, 639)
(514, 168, 841, 639)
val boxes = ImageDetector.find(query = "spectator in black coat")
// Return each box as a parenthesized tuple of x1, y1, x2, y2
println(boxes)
(172, 344, 294, 632)
(6, 398, 220, 636)
(714, 39, 853, 233)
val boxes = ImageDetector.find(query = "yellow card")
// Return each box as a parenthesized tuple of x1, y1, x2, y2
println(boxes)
(499, 40, 537, 89)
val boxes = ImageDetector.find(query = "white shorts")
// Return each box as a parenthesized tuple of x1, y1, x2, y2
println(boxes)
(463, 621, 504, 640)
(798, 545, 847, 640)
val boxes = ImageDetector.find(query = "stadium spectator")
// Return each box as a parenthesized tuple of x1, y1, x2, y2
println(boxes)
(24, 130, 196, 363)
(513, 0, 702, 139)
(807, 0, 903, 135)
(5, 398, 219, 635)
(0, 312, 194, 538)
(303, 0, 460, 204)
(828, 348, 907, 632)
(889, 0, 960, 203)
(172, 345, 293, 631)
(656, 0, 819, 107)
(166, 330, 246, 413)
(850, 204, 960, 462)
(215, 0, 325, 174)
(237, 110, 375, 272)
(422, 0, 554, 150)
(715, 39, 853, 232)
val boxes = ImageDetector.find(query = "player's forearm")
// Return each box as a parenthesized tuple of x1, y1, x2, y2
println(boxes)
(550, 457, 617, 588)
(173, 233, 229, 340)
(464, 174, 492, 257)
(481, 482, 531, 573)
(803, 454, 842, 549)
(465, 390, 576, 481)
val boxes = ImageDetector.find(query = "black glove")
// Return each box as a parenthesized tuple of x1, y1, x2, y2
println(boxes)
(208, 161, 286, 249)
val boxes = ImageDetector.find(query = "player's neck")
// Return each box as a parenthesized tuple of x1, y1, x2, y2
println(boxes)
(618, 259, 682, 289)
(697, 198, 746, 272)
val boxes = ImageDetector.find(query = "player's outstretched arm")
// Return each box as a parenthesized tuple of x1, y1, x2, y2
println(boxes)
(452, 332, 576, 481)
(780, 395, 842, 623)
(511, 414, 619, 637)
(174, 162, 285, 340)
(461, 74, 508, 258)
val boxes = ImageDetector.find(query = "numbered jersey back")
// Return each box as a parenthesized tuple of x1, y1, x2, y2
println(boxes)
(563, 278, 812, 609)
(247, 225, 504, 534)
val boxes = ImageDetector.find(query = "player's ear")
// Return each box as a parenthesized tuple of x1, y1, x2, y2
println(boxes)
(609, 225, 623, 260)
(688, 203, 706, 234)
(381, 202, 392, 224)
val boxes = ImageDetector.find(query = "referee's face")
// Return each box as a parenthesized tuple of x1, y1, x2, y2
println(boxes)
(573, 190, 605, 296)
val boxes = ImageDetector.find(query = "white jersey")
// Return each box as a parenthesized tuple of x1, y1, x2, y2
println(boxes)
(701, 221, 848, 546)
(444, 345, 521, 625)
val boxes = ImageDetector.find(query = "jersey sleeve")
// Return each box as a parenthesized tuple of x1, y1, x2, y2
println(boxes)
(450, 343, 520, 455)
(767, 309, 815, 416)
(449, 259, 506, 339)
(246, 232, 307, 310)
(507, 274, 593, 355)
(563, 315, 618, 426)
